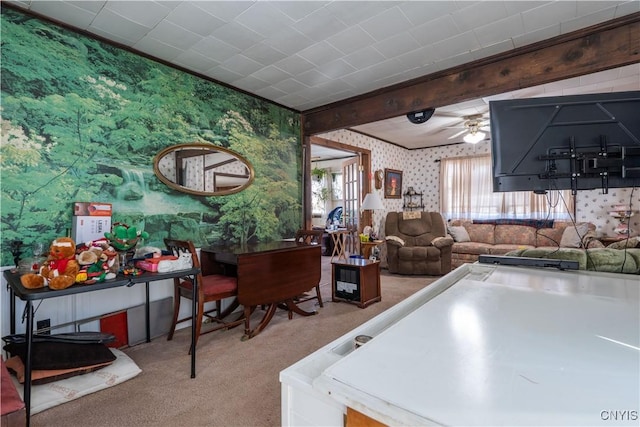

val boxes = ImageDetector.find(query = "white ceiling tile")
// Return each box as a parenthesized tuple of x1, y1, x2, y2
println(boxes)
(242, 43, 288, 66)
(132, 37, 182, 62)
(619, 63, 640, 78)
(512, 23, 560, 48)
(296, 69, 332, 87)
(614, 1, 640, 16)
(194, 1, 253, 21)
(211, 22, 264, 51)
(147, 20, 202, 50)
(192, 36, 240, 63)
(373, 32, 420, 59)
(272, 1, 329, 21)
(88, 27, 140, 47)
(359, 6, 413, 42)
(452, 1, 508, 32)
(397, 1, 458, 27)
(276, 93, 312, 108)
(90, 9, 151, 44)
(343, 46, 387, 70)
(253, 85, 289, 101)
(542, 75, 582, 92)
(579, 68, 628, 86)
(504, 1, 552, 16)
(297, 41, 342, 67)
(560, 8, 617, 34)
(521, 2, 577, 33)
(166, 2, 225, 37)
(364, 58, 405, 82)
(326, 1, 397, 27)
(263, 27, 314, 56)
(235, 2, 294, 38)
(291, 5, 348, 42)
(273, 55, 316, 75)
(233, 75, 271, 92)
(173, 50, 221, 73)
(221, 54, 264, 76)
(326, 26, 376, 56)
(273, 78, 309, 94)
(409, 15, 460, 45)
(103, 0, 173, 28)
(577, 1, 623, 16)
(395, 45, 441, 69)
(316, 59, 357, 80)
(205, 65, 245, 84)
(250, 65, 291, 85)
(432, 31, 481, 59)
(73, 1, 107, 13)
(474, 14, 524, 47)
(28, 1, 97, 28)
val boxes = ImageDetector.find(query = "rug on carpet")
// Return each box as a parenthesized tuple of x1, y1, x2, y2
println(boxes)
(10, 348, 141, 415)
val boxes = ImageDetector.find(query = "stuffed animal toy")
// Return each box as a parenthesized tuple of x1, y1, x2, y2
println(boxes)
(20, 237, 80, 290)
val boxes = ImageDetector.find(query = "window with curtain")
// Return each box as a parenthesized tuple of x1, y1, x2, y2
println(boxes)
(439, 154, 574, 220)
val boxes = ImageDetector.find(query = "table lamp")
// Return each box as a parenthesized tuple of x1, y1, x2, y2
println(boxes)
(361, 191, 385, 237)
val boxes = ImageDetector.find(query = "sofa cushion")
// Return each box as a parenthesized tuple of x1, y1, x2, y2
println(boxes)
(586, 248, 639, 274)
(448, 226, 470, 242)
(560, 223, 590, 248)
(451, 242, 493, 255)
(398, 246, 441, 261)
(536, 227, 564, 247)
(494, 225, 536, 246)
(464, 223, 495, 245)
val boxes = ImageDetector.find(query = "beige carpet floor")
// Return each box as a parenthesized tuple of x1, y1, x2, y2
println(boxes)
(31, 256, 438, 427)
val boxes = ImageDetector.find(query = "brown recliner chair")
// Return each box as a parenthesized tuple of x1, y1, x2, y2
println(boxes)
(384, 211, 453, 275)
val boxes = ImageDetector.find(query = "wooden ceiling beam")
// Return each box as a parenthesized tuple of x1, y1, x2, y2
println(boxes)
(302, 13, 640, 136)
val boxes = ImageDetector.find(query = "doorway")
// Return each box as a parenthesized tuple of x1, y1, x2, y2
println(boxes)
(305, 136, 372, 234)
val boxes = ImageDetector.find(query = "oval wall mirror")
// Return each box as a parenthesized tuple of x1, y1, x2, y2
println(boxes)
(153, 143, 255, 196)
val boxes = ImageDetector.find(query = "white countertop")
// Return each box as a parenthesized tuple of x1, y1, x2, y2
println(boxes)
(315, 266, 640, 426)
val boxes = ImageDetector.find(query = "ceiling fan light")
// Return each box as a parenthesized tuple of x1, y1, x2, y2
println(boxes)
(464, 131, 485, 144)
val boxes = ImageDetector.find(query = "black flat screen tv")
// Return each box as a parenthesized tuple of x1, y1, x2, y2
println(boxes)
(490, 91, 640, 193)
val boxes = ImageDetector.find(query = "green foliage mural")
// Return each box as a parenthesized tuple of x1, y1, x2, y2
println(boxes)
(0, 8, 302, 266)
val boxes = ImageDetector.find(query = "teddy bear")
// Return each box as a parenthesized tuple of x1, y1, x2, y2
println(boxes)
(20, 237, 80, 290)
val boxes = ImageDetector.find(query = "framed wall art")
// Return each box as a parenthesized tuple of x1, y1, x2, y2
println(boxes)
(384, 169, 402, 199)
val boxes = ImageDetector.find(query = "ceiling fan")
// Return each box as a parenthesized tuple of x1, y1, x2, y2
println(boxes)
(447, 114, 490, 144)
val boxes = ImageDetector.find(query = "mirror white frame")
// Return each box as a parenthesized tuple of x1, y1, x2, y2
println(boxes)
(153, 143, 255, 196)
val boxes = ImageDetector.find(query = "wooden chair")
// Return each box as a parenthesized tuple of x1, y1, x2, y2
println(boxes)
(165, 239, 243, 350)
(292, 229, 324, 310)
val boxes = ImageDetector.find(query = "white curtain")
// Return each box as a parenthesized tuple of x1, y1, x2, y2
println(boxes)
(439, 155, 574, 220)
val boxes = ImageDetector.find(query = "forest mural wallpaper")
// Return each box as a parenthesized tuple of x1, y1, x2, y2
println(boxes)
(0, 8, 303, 266)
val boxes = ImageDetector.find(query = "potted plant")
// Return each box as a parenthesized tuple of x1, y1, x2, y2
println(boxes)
(311, 167, 326, 182)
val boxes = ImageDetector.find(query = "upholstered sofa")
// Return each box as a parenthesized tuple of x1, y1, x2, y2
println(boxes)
(447, 219, 604, 269)
(385, 211, 453, 275)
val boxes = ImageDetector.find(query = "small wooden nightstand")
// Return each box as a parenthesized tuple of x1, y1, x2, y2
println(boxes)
(332, 258, 381, 309)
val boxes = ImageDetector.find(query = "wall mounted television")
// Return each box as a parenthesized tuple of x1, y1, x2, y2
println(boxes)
(490, 91, 640, 194)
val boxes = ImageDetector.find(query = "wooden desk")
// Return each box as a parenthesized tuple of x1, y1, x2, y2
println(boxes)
(3, 267, 200, 426)
(201, 242, 321, 340)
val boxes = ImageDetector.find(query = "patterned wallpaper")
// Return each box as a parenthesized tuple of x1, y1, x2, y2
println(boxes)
(319, 130, 639, 238)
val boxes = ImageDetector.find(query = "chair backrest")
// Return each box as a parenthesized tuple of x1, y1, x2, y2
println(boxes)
(164, 238, 200, 269)
(385, 212, 447, 246)
(294, 229, 324, 246)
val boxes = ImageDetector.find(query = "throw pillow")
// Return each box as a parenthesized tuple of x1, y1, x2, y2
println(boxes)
(4, 355, 113, 385)
(560, 223, 590, 248)
(448, 226, 470, 242)
(3, 341, 116, 370)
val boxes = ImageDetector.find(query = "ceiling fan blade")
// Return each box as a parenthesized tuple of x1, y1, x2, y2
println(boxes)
(480, 125, 491, 131)
(448, 129, 468, 139)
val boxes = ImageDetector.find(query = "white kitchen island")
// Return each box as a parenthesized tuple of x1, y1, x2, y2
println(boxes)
(280, 263, 639, 426)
